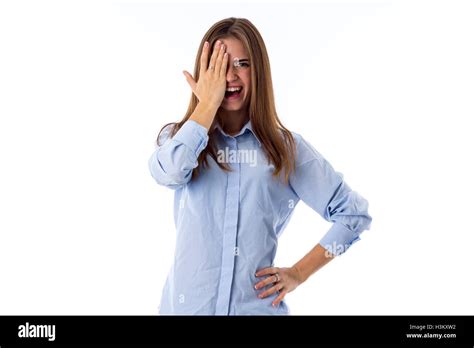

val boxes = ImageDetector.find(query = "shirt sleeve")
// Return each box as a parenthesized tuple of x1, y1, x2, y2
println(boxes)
(288, 134, 372, 256)
(148, 119, 209, 189)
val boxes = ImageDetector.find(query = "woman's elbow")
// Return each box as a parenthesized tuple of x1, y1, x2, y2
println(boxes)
(327, 190, 372, 232)
(148, 152, 192, 188)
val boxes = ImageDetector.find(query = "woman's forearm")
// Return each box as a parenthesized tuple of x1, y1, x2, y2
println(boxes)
(292, 243, 335, 283)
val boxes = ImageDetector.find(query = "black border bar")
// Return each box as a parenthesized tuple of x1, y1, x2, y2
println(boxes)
(0, 315, 473, 346)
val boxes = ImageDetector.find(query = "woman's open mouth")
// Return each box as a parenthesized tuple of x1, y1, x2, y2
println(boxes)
(224, 86, 243, 100)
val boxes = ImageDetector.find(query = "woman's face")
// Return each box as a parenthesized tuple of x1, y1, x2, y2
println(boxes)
(218, 37, 251, 111)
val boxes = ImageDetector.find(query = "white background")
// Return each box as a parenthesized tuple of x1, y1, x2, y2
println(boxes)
(1, 0, 473, 315)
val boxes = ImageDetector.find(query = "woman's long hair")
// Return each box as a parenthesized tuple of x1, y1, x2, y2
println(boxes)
(157, 17, 296, 183)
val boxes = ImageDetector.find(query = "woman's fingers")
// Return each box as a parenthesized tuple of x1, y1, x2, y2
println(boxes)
(208, 40, 222, 72)
(182, 70, 196, 91)
(200, 41, 209, 72)
(254, 273, 278, 290)
(257, 283, 283, 299)
(272, 289, 288, 307)
(214, 43, 226, 75)
(254, 266, 300, 307)
(255, 267, 278, 277)
(186, 40, 226, 108)
(220, 52, 229, 77)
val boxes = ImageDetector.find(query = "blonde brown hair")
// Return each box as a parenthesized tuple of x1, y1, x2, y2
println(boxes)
(157, 17, 296, 183)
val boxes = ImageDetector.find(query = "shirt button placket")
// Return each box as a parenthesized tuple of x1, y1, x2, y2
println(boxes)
(215, 138, 240, 315)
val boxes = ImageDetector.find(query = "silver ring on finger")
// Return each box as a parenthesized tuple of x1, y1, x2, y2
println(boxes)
(209, 65, 214, 71)
(274, 273, 280, 283)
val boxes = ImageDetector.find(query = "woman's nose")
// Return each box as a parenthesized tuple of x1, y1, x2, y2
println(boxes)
(226, 67, 238, 82)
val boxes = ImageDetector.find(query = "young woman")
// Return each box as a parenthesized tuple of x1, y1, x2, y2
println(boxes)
(148, 17, 372, 315)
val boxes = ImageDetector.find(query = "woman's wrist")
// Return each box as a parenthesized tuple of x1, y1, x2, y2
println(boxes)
(291, 244, 335, 284)
(189, 102, 219, 130)
(290, 265, 307, 285)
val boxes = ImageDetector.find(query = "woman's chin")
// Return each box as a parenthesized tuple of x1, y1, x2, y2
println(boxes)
(220, 98, 248, 112)
(221, 105, 242, 111)
(220, 102, 244, 111)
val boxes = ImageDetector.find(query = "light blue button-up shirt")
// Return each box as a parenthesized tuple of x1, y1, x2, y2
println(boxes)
(148, 119, 371, 315)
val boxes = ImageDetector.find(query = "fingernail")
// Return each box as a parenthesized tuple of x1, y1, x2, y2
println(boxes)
(254, 285, 258, 290)
(204, 41, 209, 48)
(221, 44, 225, 50)
(216, 40, 221, 45)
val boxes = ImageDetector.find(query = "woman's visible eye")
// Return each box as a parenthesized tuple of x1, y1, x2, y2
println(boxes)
(233, 59, 250, 69)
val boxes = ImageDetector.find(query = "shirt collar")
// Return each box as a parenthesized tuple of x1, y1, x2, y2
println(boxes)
(212, 119, 262, 147)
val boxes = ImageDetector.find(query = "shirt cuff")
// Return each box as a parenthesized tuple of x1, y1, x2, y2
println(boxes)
(319, 221, 361, 256)
(172, 120, 209, 158)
